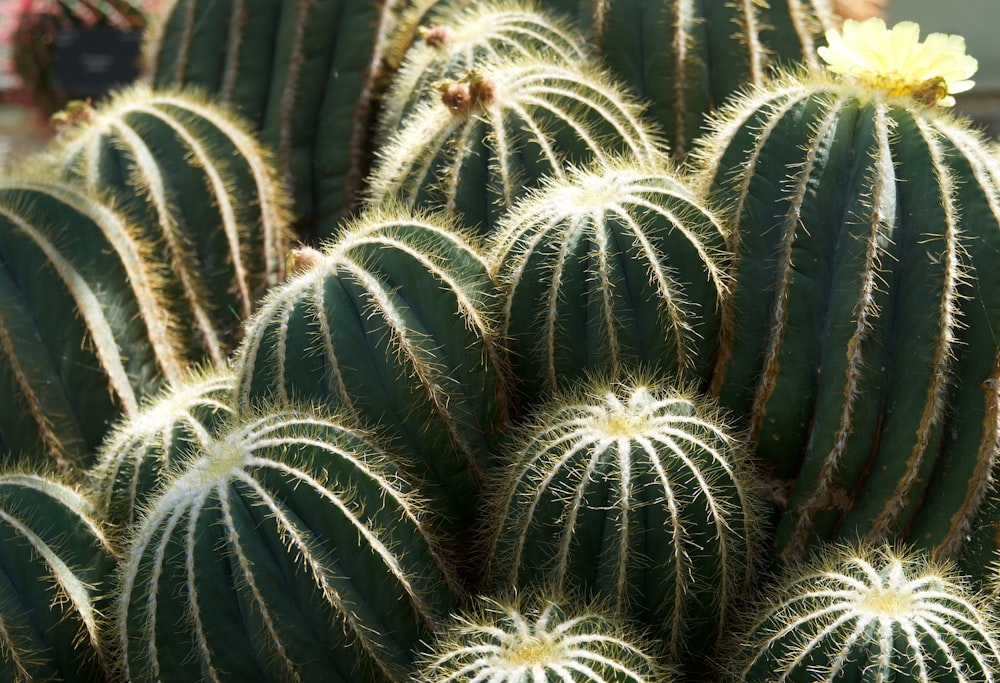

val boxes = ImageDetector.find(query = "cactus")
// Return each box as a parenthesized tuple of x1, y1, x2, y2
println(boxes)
(377, 1, 587, 141)
(366, 55, 663, 237)
(690, 19, 1000, 563)
(417, 593, 666, 683)
(233, 207, 507, 531)
(591, 0, 846, 157)
(0, 471, 116, 682)
(143, 0, 397, 238)
(50, 85, 292, 362)
(489, 156, 729, 402)
(87, 367, 236, 531)
(116, 404, 460, 682)
(488, 376, 762, 664)
(0, 171, 188, 470)
(726, 544, 1000, 682)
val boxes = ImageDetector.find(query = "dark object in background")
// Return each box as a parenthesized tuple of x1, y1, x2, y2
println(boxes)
(53, 27, 142, 97)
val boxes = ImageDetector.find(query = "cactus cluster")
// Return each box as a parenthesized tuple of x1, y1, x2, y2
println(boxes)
(6, 1, 1000, 682)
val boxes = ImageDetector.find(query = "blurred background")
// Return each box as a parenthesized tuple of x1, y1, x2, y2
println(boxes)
(1, 0, 999, 167)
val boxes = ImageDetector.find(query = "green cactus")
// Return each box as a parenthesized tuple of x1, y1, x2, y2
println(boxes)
(50, 85, 292, 362)
(116, 404, 460, 682)
(377, 1, 587, 141)
(417, 593, 667, 683)
(488, 376, 762, 664)
(0, 471, 116, 682)
(0, 171, 189, 470)
(489, 156, 729, 402)
(689, 20, 1000, 563)
(232, 207, 507, 531)
(366, 55, 664, 237)
(87, 367, 236, 531)
(726, 544, 1000, 682)
(144, 0, 397, 238)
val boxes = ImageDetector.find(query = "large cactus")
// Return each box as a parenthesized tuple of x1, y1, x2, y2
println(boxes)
(232, 208, 507, 531)
(417, 594, 666, 683)
(50, 85, 291, 362)
(366, 54, 663, 237)
(488, 377, 762, 664)
(726, 544, 1000, 682)
(143, 0, 397, 239)
(0, 471, 117, 682)
(691, 18, 999, 564)
(489, 156, 729, 403)
(0, 171, 188, 470)
(116, 405, 459, 682)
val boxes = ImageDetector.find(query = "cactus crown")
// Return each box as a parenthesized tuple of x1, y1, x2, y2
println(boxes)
(817, 17, 977, 106)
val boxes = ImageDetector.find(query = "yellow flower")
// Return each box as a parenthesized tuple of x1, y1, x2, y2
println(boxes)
(817, 17, 978, 106)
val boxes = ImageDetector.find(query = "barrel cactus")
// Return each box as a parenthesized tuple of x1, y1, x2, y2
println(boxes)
(377, 1, 587, 140)
(0, 170, 187, 470)
(489, 156, 729, 403)
(50, 84, 291, 361)
(366, 54, 663, 237)
(417, 594, 666, 683)
(488, 376, 762, 664)
(87, 367, 235, 531)
(691, 17, 999, 562)
(0, 471, 116, 682)
(116, 404, 459, 682)
(232, 207, 507, 531)
(726, 544, 1000, 682)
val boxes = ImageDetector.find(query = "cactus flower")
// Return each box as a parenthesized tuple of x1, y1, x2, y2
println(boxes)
(818, 17, 977, 105)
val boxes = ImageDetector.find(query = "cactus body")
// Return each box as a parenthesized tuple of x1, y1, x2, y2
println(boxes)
(367, 56, 663, 237)
(727, 545, 1000, 682)
(233, 209, 506, 529)
(693, 70, 1000, 563)
(88, 369, 236, 530)
(489, 378, 761, 662)
(117, 406, 458, 683)
(490, 158, 728, 402)
(377, 2, 587, 141)
(594, 0, 839, 156)
(418, 595, 665, 683)
(0, 174, 187, 469)
(52, 85, 291, 361)
(0, 472, 116, 682)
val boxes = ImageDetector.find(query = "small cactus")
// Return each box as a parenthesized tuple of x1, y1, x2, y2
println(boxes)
(489, 376, 762, 663)
(489, 156, 729, 402)
(726, 544, 1000, 682)
(417, 593, 667, 683)
(116, 404, 460, 682)
(367, 54, 664, 237)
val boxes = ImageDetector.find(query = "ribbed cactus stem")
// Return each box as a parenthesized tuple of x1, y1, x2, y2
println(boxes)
(728, 545, 1000, 682)
(490, 156, 729, 401)
(368, 55, 664, 236)
(116, 405, 459, 682)
(489, 376, 762, 663)
(417, 594, 665, 683)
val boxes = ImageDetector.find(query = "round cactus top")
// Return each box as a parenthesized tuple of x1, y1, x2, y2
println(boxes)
(817, 17, 977, 106)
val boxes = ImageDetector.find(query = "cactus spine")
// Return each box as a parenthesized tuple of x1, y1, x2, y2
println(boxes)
(726, 545, 1000, 682)
(88, 368, 236, 531)
(417, 594, 666, 683)
(489, 377, 761, 663)
(0, 472, 116, 682)
(116, 405, 459, 682)
(51, 85, 292, 361)
(233, 208, 506, 530)
(0, 173, 187, 469)
(692, 37, 1000, 561)
(367, 55, 663, 237)
(490, 157, 729, 401)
